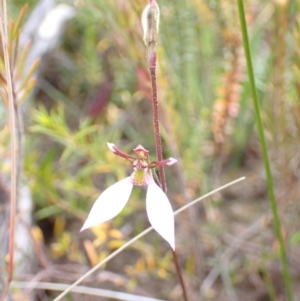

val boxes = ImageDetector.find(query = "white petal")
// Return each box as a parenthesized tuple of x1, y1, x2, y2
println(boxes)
(81, 177, 133, 231)
(146, 181, 175, 250)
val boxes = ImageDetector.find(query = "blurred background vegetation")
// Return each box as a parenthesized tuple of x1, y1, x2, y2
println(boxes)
(1, 0, 300, 300)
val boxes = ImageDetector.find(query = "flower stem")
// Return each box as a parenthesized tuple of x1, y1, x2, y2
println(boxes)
(148, 50, 166, 192)
(148, 50, 188, 301)
(236, 1, 294, 300)
(171, 250, 189, 301)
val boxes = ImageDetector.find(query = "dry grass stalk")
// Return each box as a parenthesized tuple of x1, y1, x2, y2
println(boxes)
(0, 0, 19, 298)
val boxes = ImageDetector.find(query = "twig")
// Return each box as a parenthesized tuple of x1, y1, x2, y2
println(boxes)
(0, 0, 19, 299)
(11, 281, 167, 301)
(52, 177, 245, 301)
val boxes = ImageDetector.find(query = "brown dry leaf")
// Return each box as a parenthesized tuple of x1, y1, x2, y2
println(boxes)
(84, 239, 98, 266)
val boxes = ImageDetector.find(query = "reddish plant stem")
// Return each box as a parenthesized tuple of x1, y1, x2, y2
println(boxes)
(148, 51, 166, 192)
(172, 250, 189, 301)
(148, 50, 188, 301)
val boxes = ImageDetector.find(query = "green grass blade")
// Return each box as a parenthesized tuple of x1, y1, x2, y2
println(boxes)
(236, 1, 294, 300)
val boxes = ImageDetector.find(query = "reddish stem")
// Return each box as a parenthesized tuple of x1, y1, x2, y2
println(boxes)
(148, 51, 166, 192)
(148, 50, 188, 301)
(172, 250, 189, 301)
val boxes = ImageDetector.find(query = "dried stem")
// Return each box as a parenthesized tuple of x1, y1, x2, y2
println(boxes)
(12, 281, 166, 301)
(0, 0, 18, 299)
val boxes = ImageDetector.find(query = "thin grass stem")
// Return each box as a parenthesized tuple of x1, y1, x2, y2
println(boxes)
(236, 1, 293, 300)
(11, 281, 167, 301)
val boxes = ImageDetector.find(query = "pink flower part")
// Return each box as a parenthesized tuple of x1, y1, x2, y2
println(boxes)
(133, 144, 149, 159)
(80, 177, 133, 231)
(150, 157, 177, 168)
(166, 157, 177, 165)
(146, 179, 175, 250)
(107, 143, 135, 162)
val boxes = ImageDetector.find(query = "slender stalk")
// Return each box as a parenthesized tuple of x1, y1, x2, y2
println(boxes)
(148, 51, 166, 192)
(236, 1, 293, 300)
(52, 177, 245, 301)
(12, 281, 167, 301)
(0, 0, 18, 299)
(171, 250, 188, 301)
(147, 49, 188, 301)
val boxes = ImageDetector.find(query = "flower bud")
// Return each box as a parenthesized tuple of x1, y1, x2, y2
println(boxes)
(141, 1, 160, 48)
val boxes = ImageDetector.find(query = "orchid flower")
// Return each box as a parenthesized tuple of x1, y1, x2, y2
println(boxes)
(81, 143, 177, 250)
